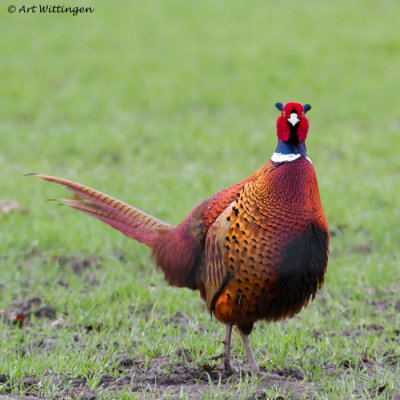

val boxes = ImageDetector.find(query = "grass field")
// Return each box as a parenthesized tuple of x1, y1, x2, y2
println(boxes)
(1, 0, 400, 398)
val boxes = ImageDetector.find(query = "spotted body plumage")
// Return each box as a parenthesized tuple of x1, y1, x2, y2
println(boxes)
(32, 102, 329, 372)
(207, 158, 328, 336)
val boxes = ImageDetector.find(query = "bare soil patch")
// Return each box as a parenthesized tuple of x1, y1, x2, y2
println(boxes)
(1, 354, 399, 399)
(0, 360, 318, 400)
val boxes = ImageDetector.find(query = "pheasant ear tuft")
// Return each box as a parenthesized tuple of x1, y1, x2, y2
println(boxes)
(275, 102, 284, 111)
(303, 104, 312, 113)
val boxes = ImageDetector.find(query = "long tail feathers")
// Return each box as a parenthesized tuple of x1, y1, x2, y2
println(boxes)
(30, 174, 172, 245)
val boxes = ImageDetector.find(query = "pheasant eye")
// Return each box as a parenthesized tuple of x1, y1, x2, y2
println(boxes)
(282, 111, 286, 117)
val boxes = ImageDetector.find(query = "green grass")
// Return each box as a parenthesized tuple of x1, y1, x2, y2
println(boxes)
(1, 0, 400, 398)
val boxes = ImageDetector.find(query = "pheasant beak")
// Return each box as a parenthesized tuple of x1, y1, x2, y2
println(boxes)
(287, 112, 300, 127)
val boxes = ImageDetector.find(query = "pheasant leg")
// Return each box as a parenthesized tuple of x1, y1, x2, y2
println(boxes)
(221, 323, 233, 370)
(238, 329, 259, 373)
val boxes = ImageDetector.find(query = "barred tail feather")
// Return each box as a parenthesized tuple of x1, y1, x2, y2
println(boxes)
(31, 174, 172, 245)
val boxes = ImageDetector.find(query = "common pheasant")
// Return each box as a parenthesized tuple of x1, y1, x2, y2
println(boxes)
(31, 102, 329, 372)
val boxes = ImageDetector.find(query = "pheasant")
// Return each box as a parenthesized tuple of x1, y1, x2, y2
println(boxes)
(31, 102, 329, 372)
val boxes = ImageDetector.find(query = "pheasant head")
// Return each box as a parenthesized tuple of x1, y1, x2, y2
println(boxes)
(272, 102, 312, 163)
(275, 102, 311, 144)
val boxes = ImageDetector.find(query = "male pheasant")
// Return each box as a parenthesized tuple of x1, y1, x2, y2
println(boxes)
(32, 102, 329, 372)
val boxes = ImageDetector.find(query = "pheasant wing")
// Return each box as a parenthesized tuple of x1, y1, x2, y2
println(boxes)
(205, 201, 236, 311)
